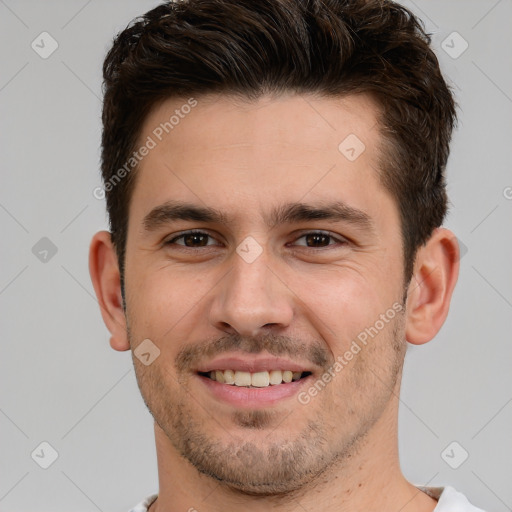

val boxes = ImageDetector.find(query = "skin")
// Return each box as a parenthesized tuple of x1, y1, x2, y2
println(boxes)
(89, 92, 459, 512)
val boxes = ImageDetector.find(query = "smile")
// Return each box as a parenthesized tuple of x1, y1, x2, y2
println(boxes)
(198, 369, 313, 388)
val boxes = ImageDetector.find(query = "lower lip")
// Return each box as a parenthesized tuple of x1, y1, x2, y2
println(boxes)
(197, 374, 312, 408)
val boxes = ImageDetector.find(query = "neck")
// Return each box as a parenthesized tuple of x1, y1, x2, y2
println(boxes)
(148, 392, 437, 512)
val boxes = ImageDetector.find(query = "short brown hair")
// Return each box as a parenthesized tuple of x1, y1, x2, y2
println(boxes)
(101, 0, 456, 292)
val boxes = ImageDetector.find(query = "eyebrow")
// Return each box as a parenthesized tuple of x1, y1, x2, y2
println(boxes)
(142, 199, 376, 234)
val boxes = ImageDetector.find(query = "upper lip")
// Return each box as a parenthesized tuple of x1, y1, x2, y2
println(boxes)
(195, 355, 315, 374)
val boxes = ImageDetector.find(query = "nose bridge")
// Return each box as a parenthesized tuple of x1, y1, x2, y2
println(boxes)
(209, 244, 293, 336)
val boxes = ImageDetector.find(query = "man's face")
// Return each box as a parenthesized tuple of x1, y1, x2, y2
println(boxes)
(123, 93, 408, 494)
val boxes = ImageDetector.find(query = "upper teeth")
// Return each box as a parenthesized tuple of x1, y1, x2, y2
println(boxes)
(209, 370, 303, 387)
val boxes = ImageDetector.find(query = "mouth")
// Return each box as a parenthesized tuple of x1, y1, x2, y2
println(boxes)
(197, 369, 313, 388)
(195, 366, 315, 409)
(194, 355, 318, 408)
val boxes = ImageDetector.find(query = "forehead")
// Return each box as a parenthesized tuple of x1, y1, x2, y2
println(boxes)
(129, 92, 396, 234)
(141, 92, 381, 155)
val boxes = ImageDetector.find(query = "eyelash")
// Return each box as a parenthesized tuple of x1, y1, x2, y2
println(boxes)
(164, 230, 348, 250)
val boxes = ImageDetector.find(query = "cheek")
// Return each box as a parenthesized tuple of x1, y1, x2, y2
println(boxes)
(293, 265, 388, 353)
(126, 261, 209, 335)
(133, 355, 181, 424)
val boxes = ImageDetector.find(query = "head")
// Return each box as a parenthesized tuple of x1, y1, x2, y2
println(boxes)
(101, 0, 456, 293)
(90, 0, 459, 497)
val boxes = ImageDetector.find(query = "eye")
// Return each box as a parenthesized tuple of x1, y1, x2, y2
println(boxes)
(164, 229, 348, 250)
(165, 230, 220, 248)
(291, 231, 347, 248)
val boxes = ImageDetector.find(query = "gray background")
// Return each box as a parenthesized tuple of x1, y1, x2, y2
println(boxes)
(1, 0, 511, 510)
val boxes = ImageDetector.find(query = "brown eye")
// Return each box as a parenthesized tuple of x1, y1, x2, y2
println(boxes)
(166, 230, 218, 248)
(304, 233, 331, 247)
(293, 231, 346, 248)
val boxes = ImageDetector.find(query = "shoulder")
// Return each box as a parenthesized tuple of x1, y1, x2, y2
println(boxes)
(127, 493, 158, 512)
(419, 486, 487, 512)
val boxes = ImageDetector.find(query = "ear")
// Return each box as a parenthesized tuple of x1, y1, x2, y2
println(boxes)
(405, 228, 460, 345)
(89, 230, 130, 351)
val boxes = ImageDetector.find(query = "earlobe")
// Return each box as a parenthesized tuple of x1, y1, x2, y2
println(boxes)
(405, 228, 460, 345)
(88, 231, 130, 352)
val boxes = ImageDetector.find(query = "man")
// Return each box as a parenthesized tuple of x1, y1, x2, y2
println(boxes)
(89, 1, 486, 511)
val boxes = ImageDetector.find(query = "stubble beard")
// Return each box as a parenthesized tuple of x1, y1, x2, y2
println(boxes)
(129, 312, 406, 497)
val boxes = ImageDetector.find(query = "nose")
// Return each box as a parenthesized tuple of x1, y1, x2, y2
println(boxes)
(208, 246, 294, 337)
